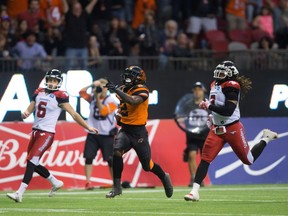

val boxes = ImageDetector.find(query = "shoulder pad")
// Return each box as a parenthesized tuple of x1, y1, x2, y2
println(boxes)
(53, 90, 69, 99)
(34, 87, 44, 95)
(221, 81, 240, 89)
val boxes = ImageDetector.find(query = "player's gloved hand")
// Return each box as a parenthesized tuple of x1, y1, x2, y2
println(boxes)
(207, 114, 213, 129)
(105, 79, 117, 92)
(199, 99, 211, 110)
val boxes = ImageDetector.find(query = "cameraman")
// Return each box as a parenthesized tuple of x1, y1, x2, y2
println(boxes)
(79, 78, 118, 190)
(175, 82, 209, 186)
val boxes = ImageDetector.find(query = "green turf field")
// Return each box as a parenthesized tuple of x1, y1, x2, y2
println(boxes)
(1, 184, 288, 216)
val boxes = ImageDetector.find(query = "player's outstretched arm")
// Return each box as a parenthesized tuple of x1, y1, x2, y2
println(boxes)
(60, 103, 99, 134)
(22, 101, 35, 119)
(105, 79, 144, 105)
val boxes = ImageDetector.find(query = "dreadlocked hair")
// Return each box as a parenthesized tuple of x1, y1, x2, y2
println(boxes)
(235, 75, 252, 97)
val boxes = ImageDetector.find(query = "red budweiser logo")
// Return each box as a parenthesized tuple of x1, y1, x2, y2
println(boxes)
(0, 120, 160, 190)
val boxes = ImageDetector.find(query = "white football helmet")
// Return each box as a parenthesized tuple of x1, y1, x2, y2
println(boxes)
(213, 61, 239, 80)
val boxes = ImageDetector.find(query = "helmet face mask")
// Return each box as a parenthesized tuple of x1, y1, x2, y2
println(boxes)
(121, 66, 146, 87)
(213, 61, 238, 80)
(44, 69, 63, 90)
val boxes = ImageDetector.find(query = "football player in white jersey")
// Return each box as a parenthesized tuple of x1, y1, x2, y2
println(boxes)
(184, 61, 278, 202)
(79, 78, 117, 190)
(7, 69, 98, 203)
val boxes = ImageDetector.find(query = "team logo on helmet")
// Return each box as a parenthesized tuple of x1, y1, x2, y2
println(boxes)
(44, 69, 63, 90)
(121, 66, 146, 86)
(213, 61, 239, 80)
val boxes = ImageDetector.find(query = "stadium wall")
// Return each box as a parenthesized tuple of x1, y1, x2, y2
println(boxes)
(0, 70, 287, 189)
(0, 117, 287, 190)
(0, 69, 287, 122)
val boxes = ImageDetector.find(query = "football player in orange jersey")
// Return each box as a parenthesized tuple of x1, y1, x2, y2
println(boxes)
(105, 66, 173, 198)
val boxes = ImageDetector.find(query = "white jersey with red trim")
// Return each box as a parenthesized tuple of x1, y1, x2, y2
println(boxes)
(32, 88, 69, 133)
(209, 80, 240, 126)
(87, 95, 117, 135)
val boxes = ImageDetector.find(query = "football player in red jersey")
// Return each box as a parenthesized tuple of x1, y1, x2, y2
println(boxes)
(184, 61, 278, 202)
(7, 69, 98, 203)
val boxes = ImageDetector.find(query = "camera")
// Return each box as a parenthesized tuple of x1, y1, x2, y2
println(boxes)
(96, 86, 102, 93)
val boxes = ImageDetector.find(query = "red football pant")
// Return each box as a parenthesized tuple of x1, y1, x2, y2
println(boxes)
(202, 121, 254, 165)
(27, 129, 54, 164)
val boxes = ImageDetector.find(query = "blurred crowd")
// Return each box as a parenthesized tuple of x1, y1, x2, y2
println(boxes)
(0, 0, 288, 70)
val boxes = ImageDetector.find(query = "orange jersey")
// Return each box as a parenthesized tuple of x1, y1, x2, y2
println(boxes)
(117, 84, 149, 126)
(226, 0, 247, 18)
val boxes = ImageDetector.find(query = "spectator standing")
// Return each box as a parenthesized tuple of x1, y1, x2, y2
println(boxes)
(273, 0, 288, 48)
(225, 0, 247, 30)
(246, 0, 263, 23)
(0, 32, 10, 58)
(7, 0, 28, 19)
(43, 26, 65, 56)
(124, 0, 134, 24)
(108, 37, 126, 56)
(105, 17, 130, 56)
(89, 0, 111, 33)
(0, 15, 15, 47)
(252, 6, 274, 38)
(11, 31, 48, 71)
(186, 0, 218, 44)
(138, 10, 159, 56)
(132, 0, 157, 30)
(172, 32, 193, 58)
(87, 34, 101, 68)
(90, 22, 106, 55)
(171, 0, 191, 25)
(64, 0, 98, 69)
(15, 19, 29, 42)
(18, 0, 42, 32)
(39, 0, 68, 29)
(111, 0, 125, 21)
(158, 19, 178, 69)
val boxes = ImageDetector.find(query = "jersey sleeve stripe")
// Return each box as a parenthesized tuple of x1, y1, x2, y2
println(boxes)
(79, 90, 92, 103)
(132, 89, 149, 96)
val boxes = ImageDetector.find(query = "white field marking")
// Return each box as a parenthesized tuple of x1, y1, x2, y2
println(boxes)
(50, 171, 112, 185)
(0, 208, 87, 213)
(0, 209, 287, 216)
(1, 186, 288, 196)
(25, 196, 288, 203)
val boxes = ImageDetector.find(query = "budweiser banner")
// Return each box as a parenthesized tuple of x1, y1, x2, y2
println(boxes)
(1, 118, 287, 190)
(0, 119, 205, 190)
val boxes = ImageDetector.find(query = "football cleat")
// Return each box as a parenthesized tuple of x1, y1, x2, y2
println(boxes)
(105, 188, 122, 198)
(184, 192, 200, 202)
(7, 192, 22, 203)
(161, 173, 173, 198)
(85, 182, 94, 191)
(262, 129, 278, 143)
(48, 180, 64, 197)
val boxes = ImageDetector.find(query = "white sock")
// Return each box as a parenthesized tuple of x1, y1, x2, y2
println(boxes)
(17, 182, 28, 196)
(47, 174, 59, 185)
(191, 183, 200, 194)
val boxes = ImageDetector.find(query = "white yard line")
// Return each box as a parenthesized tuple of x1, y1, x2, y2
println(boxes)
(24, 196, 288, 203)
(1, 186, 287, 197)
(0, 208, 287, 216)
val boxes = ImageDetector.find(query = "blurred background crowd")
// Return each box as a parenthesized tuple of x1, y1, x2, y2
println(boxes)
(0, 0, 287, 70)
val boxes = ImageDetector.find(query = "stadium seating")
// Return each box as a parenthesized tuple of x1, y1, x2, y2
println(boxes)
(251, 29, 271, 42)
(229, 29, 253, 47)
(205, 30, 227, 43)
(228, 41, 248, 51)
